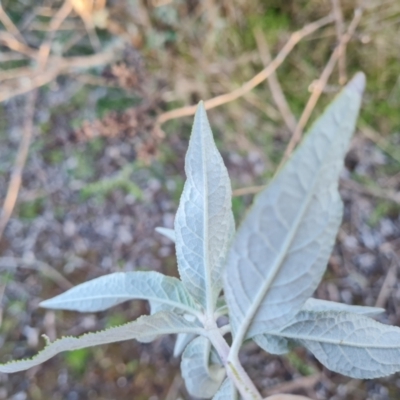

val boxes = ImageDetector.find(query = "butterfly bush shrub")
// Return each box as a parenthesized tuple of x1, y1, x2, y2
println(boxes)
(2, 72, 400, 400)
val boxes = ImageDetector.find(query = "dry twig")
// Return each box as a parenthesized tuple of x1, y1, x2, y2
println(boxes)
(0, 2, 25, 43)
(233, 185, 265, 197)
(156, 14, 334, 125)
(278, 9, 363, 170)
(253, 27, 297, 133)
(331, 0, 347, 84)
(37, 0, 74, 70)
(359, 123, 400, 165)
(0, 45, 121, 103)
(165, 373, 184, 400)
(340, 177, 400, 204)
(0, 257, 73, 290)
(71, 0, 104, 51)
(0, 90, 37, 241)
(0, 31, 36, 58)
(232, 174, 400, 204)
(375, 255, 397, 308)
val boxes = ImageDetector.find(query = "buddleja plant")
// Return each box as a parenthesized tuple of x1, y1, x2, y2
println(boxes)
(1, 72, 400, 400)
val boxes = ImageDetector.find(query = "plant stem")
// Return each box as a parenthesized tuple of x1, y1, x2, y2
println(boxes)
(206, 321, 262, 400)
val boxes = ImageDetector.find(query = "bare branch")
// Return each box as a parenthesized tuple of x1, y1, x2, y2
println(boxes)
(0, 90, 37, 241)
(0, 2, 25, 43)
(331, 0, 347, 84)
(0, 45, 122, 103)
(278, 9, 362, 170)
(156, 14, 334, 125)
(253, 27, 297, 133)
(37, 0, 74, 70)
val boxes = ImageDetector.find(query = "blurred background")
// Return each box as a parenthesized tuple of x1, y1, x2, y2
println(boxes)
(0, 0, 399, 399)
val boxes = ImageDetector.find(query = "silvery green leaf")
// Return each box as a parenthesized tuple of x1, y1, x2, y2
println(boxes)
(266, 310, 400, 379)
(174, 333, 196, 357)
(0, 312, 204, 373)
(253, 334, 290, 355)
(155, 227, 176, 242)
(303, 298, 384, 317)
(224, 73, 365, 341)
(253, 297, 383, 355)
(40, 271, 199, 316)
(181, 336, 225, 398)
(175, 101, 235, 312)
(212, 379, 239, 400)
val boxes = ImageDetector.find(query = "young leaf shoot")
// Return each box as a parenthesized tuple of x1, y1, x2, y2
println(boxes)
(2, 72, 400, 400)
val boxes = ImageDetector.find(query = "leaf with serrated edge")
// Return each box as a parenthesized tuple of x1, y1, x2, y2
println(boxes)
(303, 298, 384, 317)
(181, 336, 225, 398)
(155, 227, 176, 242)
(224, 73, 365, 344)
(175, 101, 234, 313)
(263, 310, 400, 379)
(0, 312, 204, 373)
(40, 271, 199, 315)
(212, 378, 239, 400)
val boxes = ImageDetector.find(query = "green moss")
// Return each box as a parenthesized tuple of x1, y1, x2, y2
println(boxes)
(106, 314, 127, 329)
(232, 195, 246, 223)
(46, 149, 64, 165)
(368, 201, 400, 227)
(19, 199, 44, 220)
(96, 89, 141, 118)
(64, 348, 91, 375)
(287, 351, 317, 376)
(80, 163, 143, 201)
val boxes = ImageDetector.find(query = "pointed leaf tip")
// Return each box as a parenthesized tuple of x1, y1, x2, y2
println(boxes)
(175, 95, 234, 310)
(346, 72, 366, 95)
(197, 100, 206, 112)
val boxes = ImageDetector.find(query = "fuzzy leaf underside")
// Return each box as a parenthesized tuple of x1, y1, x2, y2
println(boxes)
(212, 378, 239, 400)
(40, 271, 199, 315)
(0, 312, 203, 373)
(265, 310, 400, 379)
(175, 102, 235, 310)
(181, 336, 225, 398)
(254, 297, 384, 355)
(224, 73, 365, 339)
(253, 334, 290, 355)
(302, 298, 384, 317)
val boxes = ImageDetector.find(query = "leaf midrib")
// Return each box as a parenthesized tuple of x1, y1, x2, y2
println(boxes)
(235, 137, 338, 343)
(42, 293, 199, 315)
(272, 330, 399, 349)
(199, 110, 213, 317)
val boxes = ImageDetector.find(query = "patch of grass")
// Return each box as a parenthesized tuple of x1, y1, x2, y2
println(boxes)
(70, 140, 105, 182)
(231, 195, 247, 223)
(64, 348, 91, 376)
(368, 201, 400, 227)
(106, 314, 127, 329)
(96, 89, 141, 118)
(80, 163, 143, 201)
(287, 351, 317, 376)
(18, 198, 44, 220)
(46, 148, 64, 165)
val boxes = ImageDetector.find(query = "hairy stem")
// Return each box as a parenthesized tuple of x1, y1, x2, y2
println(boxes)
(206, 320, 262, 400)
